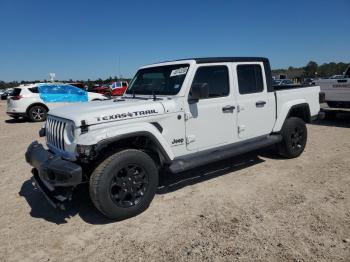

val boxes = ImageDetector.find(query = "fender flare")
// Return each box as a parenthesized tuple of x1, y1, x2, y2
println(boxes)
(273, 100, 310, 132)
(75, 122, 174, 163)
(95, 131, 173, 163)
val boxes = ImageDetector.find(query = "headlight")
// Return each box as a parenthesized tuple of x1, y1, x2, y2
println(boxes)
(64, 122, 76, 144)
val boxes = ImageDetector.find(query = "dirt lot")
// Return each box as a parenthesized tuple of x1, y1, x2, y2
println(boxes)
(0, 101, 349, 262)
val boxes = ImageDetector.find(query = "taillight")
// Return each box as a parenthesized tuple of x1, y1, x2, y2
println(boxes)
(11, 95, 23, 100)
(319, 92, 325, 104)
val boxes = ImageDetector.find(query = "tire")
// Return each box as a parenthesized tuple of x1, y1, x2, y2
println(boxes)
(324, 110, 337, 120)
(277, 117, 307, 158)
(89, 149, 158, 220)
(28, 105, 47, 122)
(327, 101, 338, 108)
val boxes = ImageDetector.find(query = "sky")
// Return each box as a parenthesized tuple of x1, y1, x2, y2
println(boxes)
(0, 0, 349, 81)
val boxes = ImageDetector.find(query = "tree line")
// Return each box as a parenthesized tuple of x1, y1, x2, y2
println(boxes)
(272, 61, 349, 80)
(0, 76, 130, 90)
(1, 61, 349, 90)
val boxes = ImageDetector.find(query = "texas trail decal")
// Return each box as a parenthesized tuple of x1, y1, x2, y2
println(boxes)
(96, 109, 158, 121)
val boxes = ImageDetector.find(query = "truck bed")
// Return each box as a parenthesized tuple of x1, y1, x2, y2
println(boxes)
(273, 85, 321, 131)
(273, 84, 314, 90)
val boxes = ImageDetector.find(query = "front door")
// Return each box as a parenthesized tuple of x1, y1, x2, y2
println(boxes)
(185, 65, 237, 151)
(233, 63, 275, 140)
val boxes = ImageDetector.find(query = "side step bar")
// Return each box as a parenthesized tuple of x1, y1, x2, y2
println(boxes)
(168, 134, 282, 173)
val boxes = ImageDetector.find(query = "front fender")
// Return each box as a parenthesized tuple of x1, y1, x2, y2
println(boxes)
(75, 122, 174, 160)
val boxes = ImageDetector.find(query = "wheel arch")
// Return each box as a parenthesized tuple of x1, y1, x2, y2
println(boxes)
(286, 103, 311, 123)
(273, 101, 311, 132)
(94, 131, 172, 166)
(26, 103, 49, 116)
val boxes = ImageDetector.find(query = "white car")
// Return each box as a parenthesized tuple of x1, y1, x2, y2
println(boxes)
(7, 83, 106, 122)
(273, 79, 295, 86)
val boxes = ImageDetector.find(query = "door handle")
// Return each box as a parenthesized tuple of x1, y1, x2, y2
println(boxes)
(256, 101, 266, 107)
(222, 105, 235, 113)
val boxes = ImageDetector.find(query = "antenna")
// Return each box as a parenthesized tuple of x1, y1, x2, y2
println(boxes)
(118, 56, 122, 79)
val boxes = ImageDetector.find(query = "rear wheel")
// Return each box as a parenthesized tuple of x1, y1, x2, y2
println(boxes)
(324, 110, 337, 120)
(89, 149, 158, 220)
(28, 105, 47, 122)
(327, 101, 338, 108)
(277, 117, 307, 158)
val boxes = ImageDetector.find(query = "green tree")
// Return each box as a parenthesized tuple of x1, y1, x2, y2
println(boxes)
(303, 61, 318, 77)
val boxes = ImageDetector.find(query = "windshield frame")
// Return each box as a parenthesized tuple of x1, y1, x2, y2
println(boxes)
(125, 63, 190, 96)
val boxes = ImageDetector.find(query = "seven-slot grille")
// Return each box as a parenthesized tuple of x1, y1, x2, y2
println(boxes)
(46, 116, 67, 150)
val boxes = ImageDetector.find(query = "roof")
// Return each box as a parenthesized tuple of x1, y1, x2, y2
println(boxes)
(194, 57, 269, 64)
(162, 57, 269, 64)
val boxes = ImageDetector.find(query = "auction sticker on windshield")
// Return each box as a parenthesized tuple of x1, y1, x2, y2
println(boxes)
(170, 67, 188, 77)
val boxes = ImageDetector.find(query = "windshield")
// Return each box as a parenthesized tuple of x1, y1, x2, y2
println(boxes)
(126, 64, 189, 95)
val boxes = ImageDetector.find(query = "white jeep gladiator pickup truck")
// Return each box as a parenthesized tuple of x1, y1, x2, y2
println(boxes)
(25, 57, 321, 220)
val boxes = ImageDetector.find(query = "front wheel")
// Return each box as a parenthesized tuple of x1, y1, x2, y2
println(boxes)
(89, 149, 158, 220)
(28, 105, 47, 122)
(277, 117, 307, 158)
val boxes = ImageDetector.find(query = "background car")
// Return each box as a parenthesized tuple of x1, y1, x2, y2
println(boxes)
(329, 75, 344, 79)
(302, 78, 315, 86)
(1, 88, 14, 100)
(6, 83, 107, 122)
(68, 82, 88, 91)
(110, 81, 128, 96)
(90, 84, 111, 96)
(273, 79, 295, 86)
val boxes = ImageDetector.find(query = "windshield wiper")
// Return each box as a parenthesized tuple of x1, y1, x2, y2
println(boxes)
(152, 90, 157, 101)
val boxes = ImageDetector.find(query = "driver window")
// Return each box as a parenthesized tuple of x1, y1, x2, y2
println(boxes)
(191, 66, 229, 99)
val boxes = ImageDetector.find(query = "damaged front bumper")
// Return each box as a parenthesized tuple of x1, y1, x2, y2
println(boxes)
(25, 141, 83, 209)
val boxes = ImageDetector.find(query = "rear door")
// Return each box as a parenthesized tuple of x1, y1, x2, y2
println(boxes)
(185, 64, 237, 151)
(233, 63, 275, 140)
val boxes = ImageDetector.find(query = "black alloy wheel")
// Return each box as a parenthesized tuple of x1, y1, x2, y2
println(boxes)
(109, 164, 149, 208)
(277, 117, 307, 158)
(290, 126, 304, 150)
(89, 149, 158, 220)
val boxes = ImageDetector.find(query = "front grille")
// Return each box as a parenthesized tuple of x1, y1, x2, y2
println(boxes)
(46, 116, 67, 150)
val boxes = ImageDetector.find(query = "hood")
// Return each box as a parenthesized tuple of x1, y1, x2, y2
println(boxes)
(49, 98, 167, 126)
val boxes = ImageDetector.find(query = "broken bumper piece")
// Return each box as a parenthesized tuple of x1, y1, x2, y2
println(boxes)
(25, 141, 83, 209)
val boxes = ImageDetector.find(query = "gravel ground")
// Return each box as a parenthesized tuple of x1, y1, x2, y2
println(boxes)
(0, 100, 349, 262)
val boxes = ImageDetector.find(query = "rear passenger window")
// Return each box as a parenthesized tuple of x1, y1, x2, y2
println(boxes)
(237, 65, 264, 94)
(29, 87, 39, 93)
(191, 66, 229, 98)
(11, 88, 21, 96)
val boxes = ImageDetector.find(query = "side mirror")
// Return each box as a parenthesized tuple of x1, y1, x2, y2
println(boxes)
(189, 83, 209, 103)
